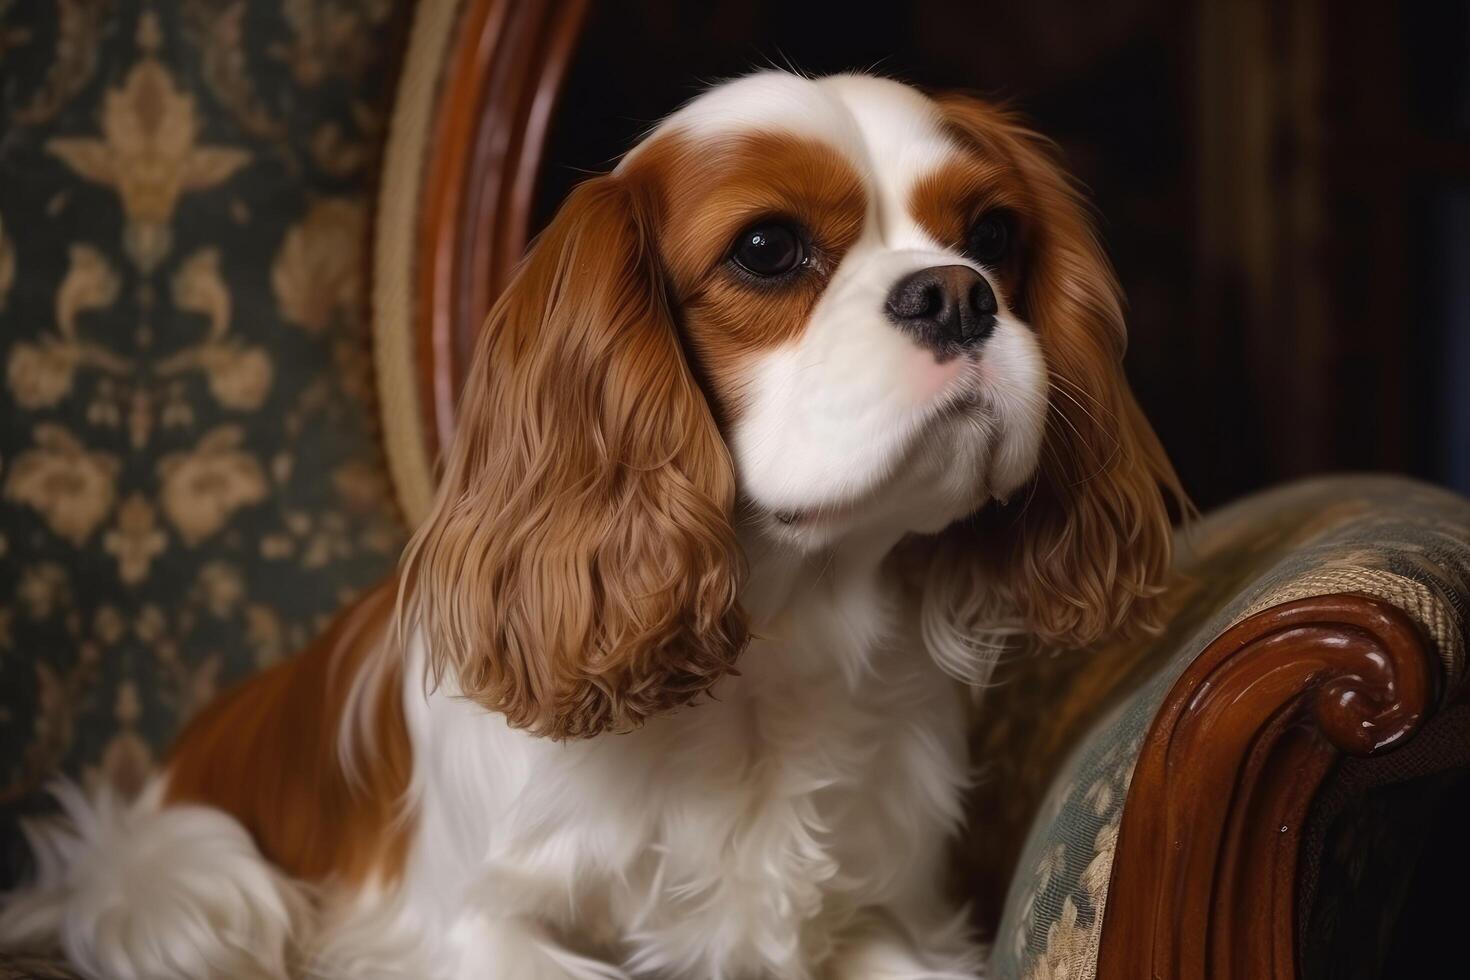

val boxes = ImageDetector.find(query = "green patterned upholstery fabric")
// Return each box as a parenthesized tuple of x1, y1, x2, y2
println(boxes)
(0, 0, 408, 904)
(983, 475, 1470, 980)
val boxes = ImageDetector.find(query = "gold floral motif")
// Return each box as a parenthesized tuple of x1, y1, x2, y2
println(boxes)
(1035, 842, 1066, 893)
(1081, 822, 1119, 906)
(135, 605, 167, 645)
(158, 248, 274, 410)
(87, 728, 154, 799)
(174, 654, 223, 722)
(273, 197, 365, 333)
(55, 242, 121, 337)
(172, 247, 231, 337)
(152, 631, 224, 724)
(274, 0, 393, 87)
(300, 510, 352, 568)
(128, 386, 155, 449)
(1083, 778, 1113, 816)
(9, 244, 130, 411)
(246, 603, 286, 667)
(160, 380, 194, 430)
(334, 457, 394, 514)
(93, 605, 126, 645)
(310, 121, 370, 178)
(104, 494, 168, 585)
(260, 531, 295, 560)
(1012, 825, 1070, 962)
(47, 29, 250, 271)
(196, 561, 245, 616)
(85, 377, 121, 428)
(184, 0, 289, 151)
(18, 564, 71, 620)
(1010, 748, 1140, 977)
(5, 425, 120, 545)
(157, 425, 268, 545)
(84, 683, 154, 798)
(8, 339, 78, 410)
(9, 0, 108, 126)
(203, 345, 273, 410)
(1027, 898, 1091, 980)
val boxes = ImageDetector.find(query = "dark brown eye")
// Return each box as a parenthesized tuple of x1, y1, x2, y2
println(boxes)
(964, 212, 1011, 266)
(731, 221, 806, 277)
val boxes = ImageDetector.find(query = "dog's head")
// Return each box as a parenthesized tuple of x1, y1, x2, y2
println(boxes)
(402, 72, 1182, 737)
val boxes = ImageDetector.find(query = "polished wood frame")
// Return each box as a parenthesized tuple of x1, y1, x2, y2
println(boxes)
(1095, 594, 1439, 980)
(414, 0, 589, 462)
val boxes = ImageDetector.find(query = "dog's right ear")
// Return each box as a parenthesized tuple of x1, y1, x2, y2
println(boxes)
(924, 94, 1185, 652)
(400, 174, 748, 739)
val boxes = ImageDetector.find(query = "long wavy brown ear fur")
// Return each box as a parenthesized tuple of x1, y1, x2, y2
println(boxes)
(400, 173, 747, 738)
(927, 94, 1187, 654)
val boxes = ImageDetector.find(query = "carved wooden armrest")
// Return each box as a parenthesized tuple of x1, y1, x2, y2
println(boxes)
(1095, 593, 1439, 980)
(983, 476, 1470, 980)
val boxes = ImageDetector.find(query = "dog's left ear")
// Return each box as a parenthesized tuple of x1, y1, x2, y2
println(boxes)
(927, 93, 1187, 652)
(399, 173, 748, 739)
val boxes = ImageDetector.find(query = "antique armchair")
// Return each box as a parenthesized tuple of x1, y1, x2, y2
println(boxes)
(374, 6, 1470, 980)
(2, 2, 1468, 979)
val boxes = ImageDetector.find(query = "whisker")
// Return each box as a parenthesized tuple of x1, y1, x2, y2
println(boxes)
(1050, 380, 1113, 434)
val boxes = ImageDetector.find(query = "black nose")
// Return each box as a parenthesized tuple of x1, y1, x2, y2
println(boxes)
(885, 265, 998, 355)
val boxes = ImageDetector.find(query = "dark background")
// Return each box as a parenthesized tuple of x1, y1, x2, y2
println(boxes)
(535, 0, 1470, 511)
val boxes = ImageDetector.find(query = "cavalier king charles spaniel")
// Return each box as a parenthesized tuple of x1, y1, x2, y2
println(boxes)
(1, 72, 1181, 980)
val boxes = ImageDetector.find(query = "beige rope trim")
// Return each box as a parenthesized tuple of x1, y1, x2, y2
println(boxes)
(1233, 566, 1465, 693)
(371, 0, 463, 526)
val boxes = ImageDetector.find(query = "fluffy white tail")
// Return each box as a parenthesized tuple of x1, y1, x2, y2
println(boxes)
(0, 780, 308, 980)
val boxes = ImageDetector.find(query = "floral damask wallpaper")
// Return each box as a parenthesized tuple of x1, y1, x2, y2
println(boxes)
(0, 0, 408, 878)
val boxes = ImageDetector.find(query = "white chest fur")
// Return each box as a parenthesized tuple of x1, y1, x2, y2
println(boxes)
(398, 547, 973, 979)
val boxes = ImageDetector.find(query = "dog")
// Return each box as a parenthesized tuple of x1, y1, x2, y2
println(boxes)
(0, 71, 1180, 979)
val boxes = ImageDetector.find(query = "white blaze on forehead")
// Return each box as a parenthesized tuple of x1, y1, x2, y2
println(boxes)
(621, 72, 960, 252)
(814, 74, 959, 250)
(633, 72, 869, 153)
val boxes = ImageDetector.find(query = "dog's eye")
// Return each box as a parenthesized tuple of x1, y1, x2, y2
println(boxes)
(731, 221, 807, 277)
(964, 212, 1011, 266)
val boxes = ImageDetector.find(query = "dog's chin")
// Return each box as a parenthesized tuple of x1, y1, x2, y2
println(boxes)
(744, 412, 1009, 553)
(751, 498, 875, 552)
(750, 486, 980, 553)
